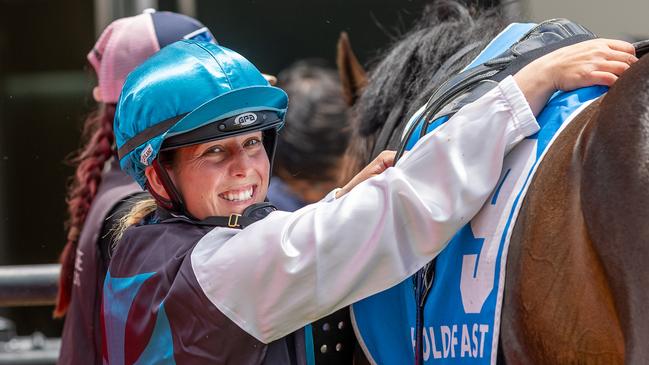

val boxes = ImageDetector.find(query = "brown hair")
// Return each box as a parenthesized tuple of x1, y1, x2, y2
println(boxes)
(55, 103, 116, 318)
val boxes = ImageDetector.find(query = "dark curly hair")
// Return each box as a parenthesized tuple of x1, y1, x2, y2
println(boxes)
(275, 60, 350, 182)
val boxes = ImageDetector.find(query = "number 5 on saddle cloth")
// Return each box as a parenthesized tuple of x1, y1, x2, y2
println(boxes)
(351, 19, 639, 365)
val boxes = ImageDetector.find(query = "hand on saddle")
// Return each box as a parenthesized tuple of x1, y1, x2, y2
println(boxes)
(513, 38, 637, 115)
(335, 150, 396, 199)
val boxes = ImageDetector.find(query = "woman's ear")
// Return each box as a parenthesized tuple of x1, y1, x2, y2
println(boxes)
(92, 86, 102, 102)
(262, 73, 277, 86)
(144, 165, 171, 200)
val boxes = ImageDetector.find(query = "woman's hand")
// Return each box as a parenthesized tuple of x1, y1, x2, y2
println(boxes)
(335, 151, 396, 198)
(513, 38, 637, 115)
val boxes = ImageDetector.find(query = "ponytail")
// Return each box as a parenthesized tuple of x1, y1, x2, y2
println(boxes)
(55, 103, 115, 318)
(111, 197, 157, 245)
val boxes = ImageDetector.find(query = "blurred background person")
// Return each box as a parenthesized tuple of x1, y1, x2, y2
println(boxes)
(56, 10, 215, 365)
(269, 60, 351, 211)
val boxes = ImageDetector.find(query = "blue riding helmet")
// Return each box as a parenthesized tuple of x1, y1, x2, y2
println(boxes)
(115, 40, 289, 189)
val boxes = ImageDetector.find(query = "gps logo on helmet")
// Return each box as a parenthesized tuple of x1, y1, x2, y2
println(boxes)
(140, 144, 154, 165)
(234, 112, 258, 126)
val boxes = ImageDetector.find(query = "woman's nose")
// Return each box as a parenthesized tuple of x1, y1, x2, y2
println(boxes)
(228, 148, 252, 177)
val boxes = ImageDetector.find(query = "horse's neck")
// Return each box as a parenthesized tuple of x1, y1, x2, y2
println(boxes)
(501, 99, 625, 364)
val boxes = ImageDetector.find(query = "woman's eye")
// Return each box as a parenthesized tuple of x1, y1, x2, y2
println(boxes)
(244, 138, 262, 148)
(204, 146, 224, 155)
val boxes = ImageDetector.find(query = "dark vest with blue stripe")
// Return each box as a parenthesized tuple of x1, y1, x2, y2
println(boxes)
(103, 211, 356, 364)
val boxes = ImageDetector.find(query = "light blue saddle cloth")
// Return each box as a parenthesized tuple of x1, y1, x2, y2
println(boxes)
(351, 23, 607, 365)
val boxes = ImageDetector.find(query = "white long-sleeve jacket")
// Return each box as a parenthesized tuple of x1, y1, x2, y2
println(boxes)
(190, 75, 539, 343)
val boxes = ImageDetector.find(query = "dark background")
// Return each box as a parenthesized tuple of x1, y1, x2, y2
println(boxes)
(0, 0, 496, 336)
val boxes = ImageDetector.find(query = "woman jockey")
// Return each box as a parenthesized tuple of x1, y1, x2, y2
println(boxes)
(56, 10, 215, 365)
(105, 39, 635, 363)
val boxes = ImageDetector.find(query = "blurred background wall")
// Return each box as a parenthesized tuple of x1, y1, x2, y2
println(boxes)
(521, 0, 649, 40)
(0, 0, 96, 337)
(0, 0, 647, 338)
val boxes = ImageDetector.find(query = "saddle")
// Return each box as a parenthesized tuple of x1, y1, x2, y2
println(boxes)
(395, 19, 649, 160)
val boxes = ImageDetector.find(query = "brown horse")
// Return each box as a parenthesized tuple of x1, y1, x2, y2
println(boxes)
(501, 53, 649, 364)
(338, 2, 649, 364)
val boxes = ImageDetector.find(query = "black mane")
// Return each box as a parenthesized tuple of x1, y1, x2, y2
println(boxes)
(354, 0, 509, 156)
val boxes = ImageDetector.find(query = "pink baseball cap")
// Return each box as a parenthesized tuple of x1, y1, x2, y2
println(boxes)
(87, 9, 215, 104)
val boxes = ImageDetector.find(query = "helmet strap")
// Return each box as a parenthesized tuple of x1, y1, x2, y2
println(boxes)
(263, 128, 279, 173)
(149, 158, 197, 220)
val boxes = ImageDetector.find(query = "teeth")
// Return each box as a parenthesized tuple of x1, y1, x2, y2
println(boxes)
(221, 187, 253, 202)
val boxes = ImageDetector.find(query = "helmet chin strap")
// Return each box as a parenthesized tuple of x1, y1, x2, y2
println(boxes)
(149, 158, 198, 220)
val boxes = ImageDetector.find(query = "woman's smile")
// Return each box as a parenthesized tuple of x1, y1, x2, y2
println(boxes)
(219, 184, 257, 203)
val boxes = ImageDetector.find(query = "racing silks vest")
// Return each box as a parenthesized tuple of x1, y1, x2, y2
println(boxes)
(102, 212, 304, 364)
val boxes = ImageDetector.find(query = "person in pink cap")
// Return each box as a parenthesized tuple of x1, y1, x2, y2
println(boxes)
(56, 10, 215, 365)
